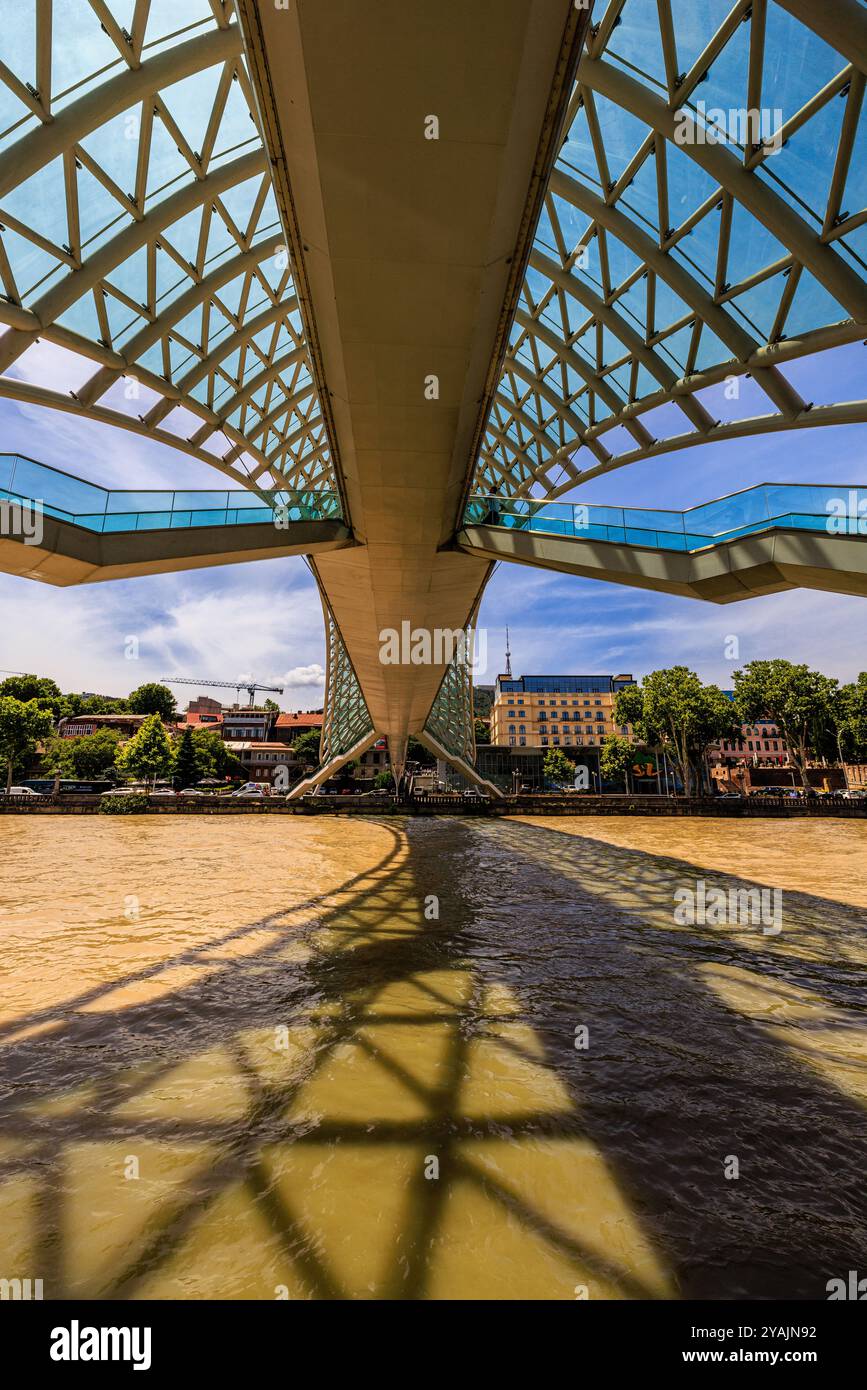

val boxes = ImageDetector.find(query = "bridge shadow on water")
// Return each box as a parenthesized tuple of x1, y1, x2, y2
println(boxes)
(0, 815, 865, 1299)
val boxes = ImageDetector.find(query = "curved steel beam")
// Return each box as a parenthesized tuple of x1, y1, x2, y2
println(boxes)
(775, 0, 867, 76)
(0, 375, 277, 485)
(529, 248, 716, 433)
(185, 347, 309, 441)
(143, 294, 300, 428)
(548, 167, 807, 417)
(510, 311, 656, 446)
(0, 26, 242, 201)
(0, 148, 267, 373)
(76, 233, 284, 407)
(578, 55, 867, 322)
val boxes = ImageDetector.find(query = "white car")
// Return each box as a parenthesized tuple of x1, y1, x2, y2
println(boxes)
(232, 783, 270, 798)
(3, 785, 43, 797)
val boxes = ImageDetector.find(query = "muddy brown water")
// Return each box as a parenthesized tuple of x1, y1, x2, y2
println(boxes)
(0, 815, 865, 1299)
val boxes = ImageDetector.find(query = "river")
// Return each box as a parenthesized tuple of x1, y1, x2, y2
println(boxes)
(1, 814, 865, 1299)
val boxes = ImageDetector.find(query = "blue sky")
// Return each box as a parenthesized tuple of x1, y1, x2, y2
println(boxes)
(1, 341, 865, 705)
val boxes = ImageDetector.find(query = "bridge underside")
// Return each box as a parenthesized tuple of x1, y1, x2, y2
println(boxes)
(459, 523, 867, 604)
(0, 512, 351, 586)
(0, 1, 865, 794)
(237, 0, 585, 757)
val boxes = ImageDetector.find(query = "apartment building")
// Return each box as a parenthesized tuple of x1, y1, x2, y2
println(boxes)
(490, 674, 636, 749)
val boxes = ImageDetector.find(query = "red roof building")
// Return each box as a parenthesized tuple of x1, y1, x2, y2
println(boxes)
(274, 711, 323, 742)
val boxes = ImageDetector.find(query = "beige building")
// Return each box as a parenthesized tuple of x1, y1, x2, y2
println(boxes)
(490, 675, 636, 750)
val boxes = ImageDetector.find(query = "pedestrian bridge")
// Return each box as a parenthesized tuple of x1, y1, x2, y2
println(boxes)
(0, 0, 865, 793)
(0, 453, 351, 584)
(458, 485, 867, 602)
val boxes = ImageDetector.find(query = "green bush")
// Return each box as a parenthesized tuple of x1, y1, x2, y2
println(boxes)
(98, 792, 150, 814)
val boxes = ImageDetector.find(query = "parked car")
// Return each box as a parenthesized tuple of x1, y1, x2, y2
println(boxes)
(178, 787, 205, 798)
(148, 786, 178, 798)
(232, 783, 269, 798)
(843, 788, 867, 800)
(2, 785, 44, 797)
(462, 788, 490, 801)
(100, 784, 149, 797)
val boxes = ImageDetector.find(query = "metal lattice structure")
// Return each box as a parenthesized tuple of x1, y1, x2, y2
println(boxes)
(319, 603, 374, 763)
(423, 638, 476, 766)
(472, 0, 867, 500)
(0, 1, 335, 495)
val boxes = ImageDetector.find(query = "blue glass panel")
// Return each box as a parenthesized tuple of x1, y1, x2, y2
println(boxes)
(106, 491, 174, 514)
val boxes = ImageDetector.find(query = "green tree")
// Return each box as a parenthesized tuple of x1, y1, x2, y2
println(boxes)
(115, 713, 174, 787)
(0, 696, 54, 792)
(0, 673, 65, 716)
(407, 735, 435, 768)
(733, 660, 838, 789)
(542, 747, 576, 788)
(473, 717, 490, 744)
(833, 672, 867, 763)
(600, 732, 634, 791)
(42, 728, 121, 780)
(128, 683, 177, 721)
(191, 727, 244, 779)
(373, 771, 393, 790)
(616, 668, 738, 797)
(173, 726, 199, 788)
(65, 693, 129, 715)
(292, 729, 321, 767)
(263, 698, 280, 712)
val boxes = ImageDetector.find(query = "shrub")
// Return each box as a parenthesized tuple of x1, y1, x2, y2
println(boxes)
(98, 792, 150, 814)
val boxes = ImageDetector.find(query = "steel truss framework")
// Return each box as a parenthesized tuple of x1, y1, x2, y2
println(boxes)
(0, 1, 336, 497)
(471, 0, 867, 501)
(319, 602, 374, 764)
(423, 639, 477, 768)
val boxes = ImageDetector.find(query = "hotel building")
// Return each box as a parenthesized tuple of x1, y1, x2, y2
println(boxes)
(490, 674, 636, 749)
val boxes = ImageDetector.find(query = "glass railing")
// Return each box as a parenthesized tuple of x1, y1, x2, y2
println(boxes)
(0, 454, 342, 532)
(464, 484, 867, 553)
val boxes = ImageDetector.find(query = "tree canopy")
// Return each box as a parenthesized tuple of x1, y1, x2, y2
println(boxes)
(127, 683, 177, 721)
(733, 660, 838, 788)
(0, 696, 54, 791)
(542, 747, 576, 787)
(616, 667, 739, 796)
(115, 713, 174, 785)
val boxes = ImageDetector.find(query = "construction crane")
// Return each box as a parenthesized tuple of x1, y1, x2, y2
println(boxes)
(162, 676, 284, 706)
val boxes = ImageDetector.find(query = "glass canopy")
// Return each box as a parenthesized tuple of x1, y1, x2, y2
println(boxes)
(472, 0, 867, 500)
(0, 1, 335, 496)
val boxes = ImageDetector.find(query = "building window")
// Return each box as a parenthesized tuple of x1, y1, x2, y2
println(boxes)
(542, 737, 549, 746)
(553, 737, 560, 745)
(519, 737, 526, 746)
